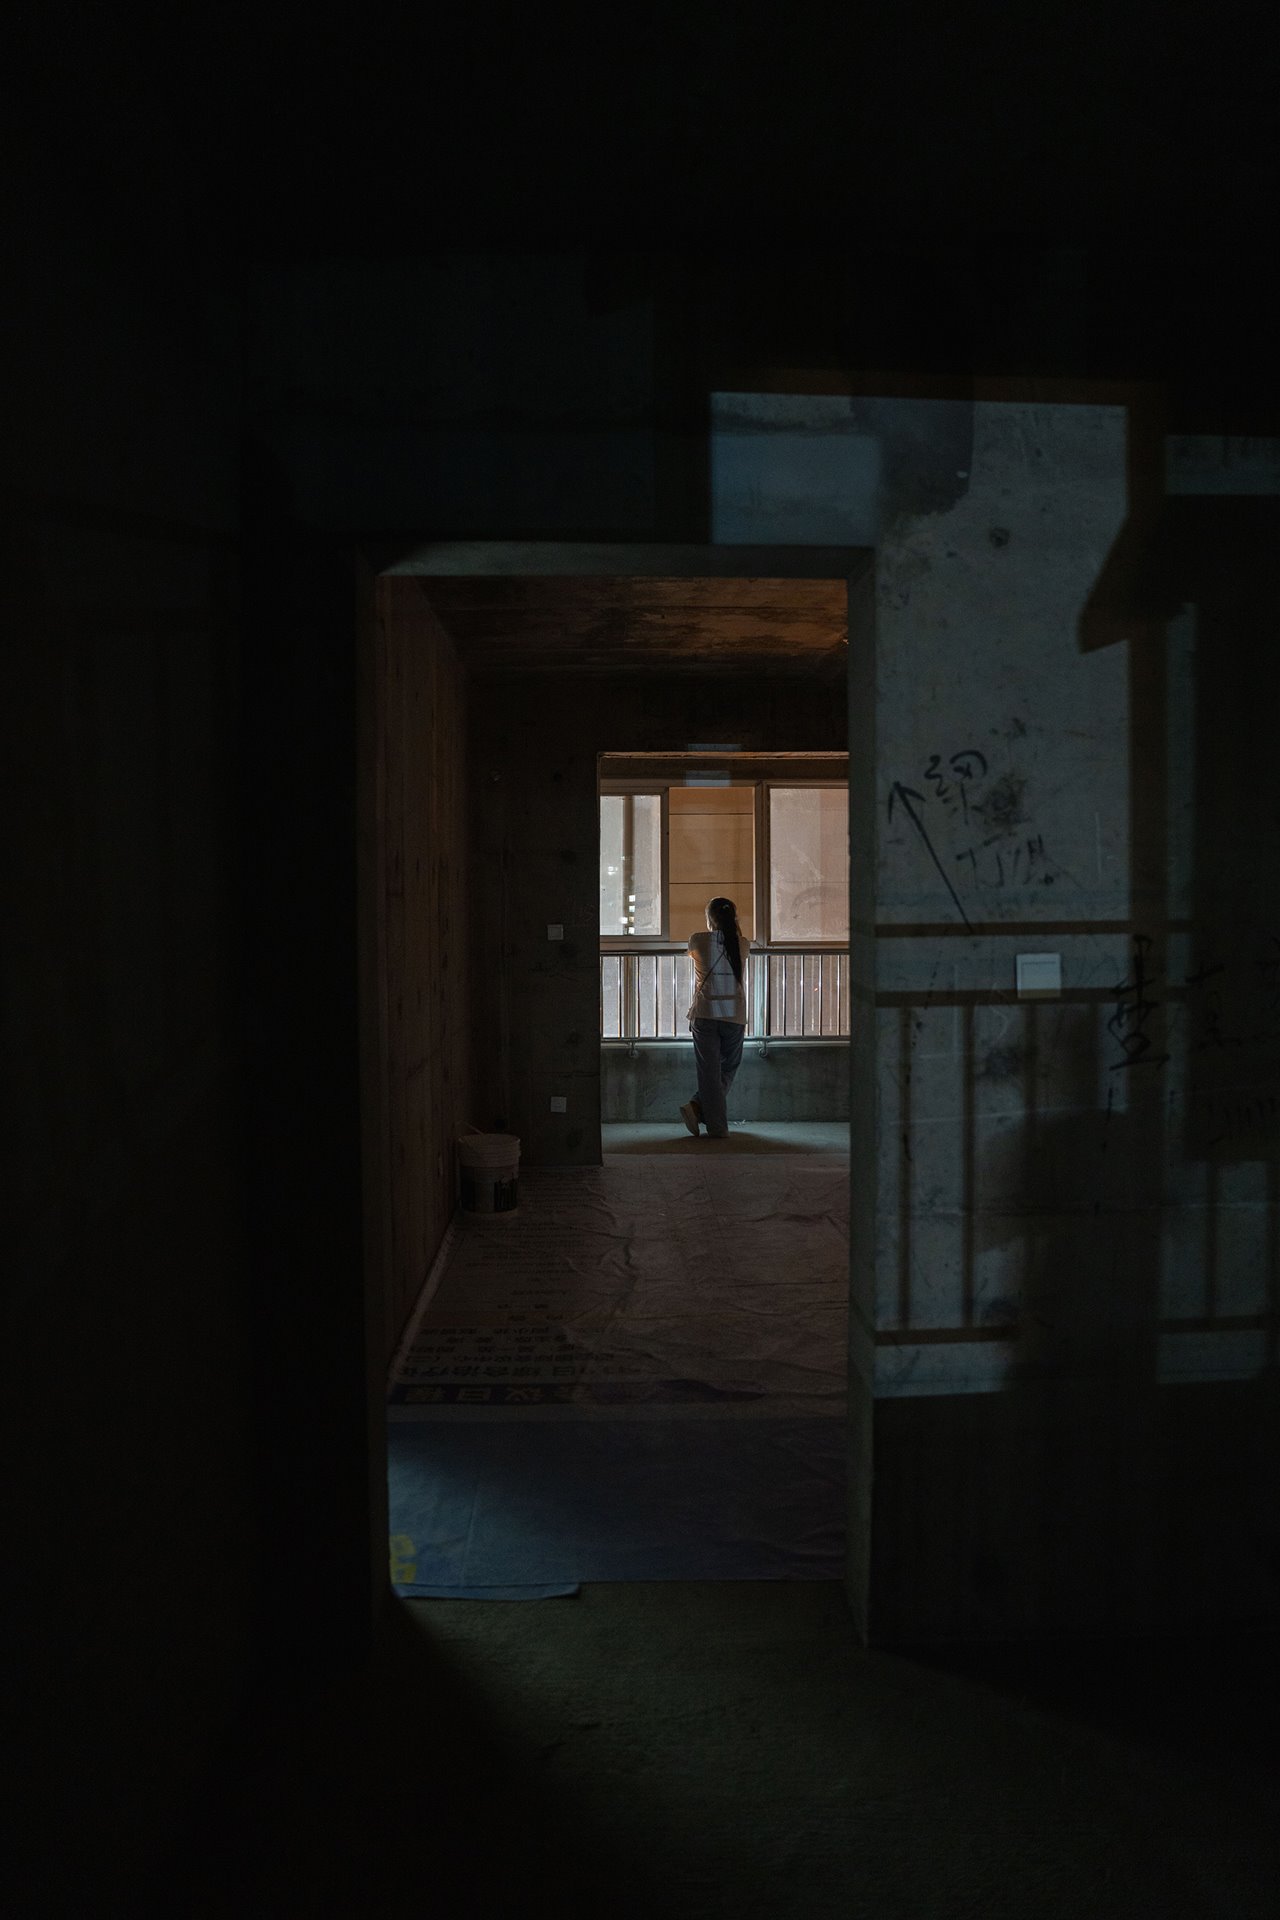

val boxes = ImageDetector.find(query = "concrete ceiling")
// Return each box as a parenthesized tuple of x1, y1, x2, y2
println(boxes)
(421, 577, 850, 678)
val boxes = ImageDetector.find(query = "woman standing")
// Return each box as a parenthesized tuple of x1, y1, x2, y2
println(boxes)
(680, 896, 748, 1139)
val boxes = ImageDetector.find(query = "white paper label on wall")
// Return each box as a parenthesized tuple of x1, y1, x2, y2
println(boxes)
(1016, 953, 1062, 998)
(547, 924, 564, 941)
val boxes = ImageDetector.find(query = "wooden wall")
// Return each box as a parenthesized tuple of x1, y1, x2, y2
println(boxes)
(668, 785, 755, 937)
(370, 578, 473, 1363)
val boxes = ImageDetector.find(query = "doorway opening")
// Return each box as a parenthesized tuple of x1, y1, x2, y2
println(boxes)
(598, 751, 850, 1153)
(367, 547, 872, 1609)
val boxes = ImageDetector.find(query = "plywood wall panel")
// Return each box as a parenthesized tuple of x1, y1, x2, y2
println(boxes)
(668, 785, 754, 814)
(667, 783, 755, 935)
(669, 815, 752, 878)
(374, 579, 473, 1361)
(669, 883, 754, 940)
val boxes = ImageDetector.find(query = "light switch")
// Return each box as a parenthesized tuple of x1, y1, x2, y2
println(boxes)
(549, 1095, 567, 1113)
(1016, 953, 1062, 998)
(547, 923, 564, 941)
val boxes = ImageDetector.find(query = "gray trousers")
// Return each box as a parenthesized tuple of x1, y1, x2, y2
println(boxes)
(690, 1019, 746, 1138)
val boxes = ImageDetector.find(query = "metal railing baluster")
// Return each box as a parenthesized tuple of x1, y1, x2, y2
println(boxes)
(600, 948, 851, 1040)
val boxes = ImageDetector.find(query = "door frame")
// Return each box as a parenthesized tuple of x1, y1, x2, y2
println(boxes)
(357, 539, 876, 1639)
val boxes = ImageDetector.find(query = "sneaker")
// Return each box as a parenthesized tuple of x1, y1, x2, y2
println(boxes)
(679, 1101, 701, 1136)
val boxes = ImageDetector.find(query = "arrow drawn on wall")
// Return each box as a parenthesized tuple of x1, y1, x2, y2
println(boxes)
(887, 781, 974, 930)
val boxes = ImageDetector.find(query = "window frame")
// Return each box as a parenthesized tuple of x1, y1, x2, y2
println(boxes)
(760, 781, 849, 950)
(599, 774, 847, 953)
(598, 782, 671, 944)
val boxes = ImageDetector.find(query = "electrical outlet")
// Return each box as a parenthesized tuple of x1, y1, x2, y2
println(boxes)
(1016, 952, 1062, 998)
(549, 1095, 567, 1113)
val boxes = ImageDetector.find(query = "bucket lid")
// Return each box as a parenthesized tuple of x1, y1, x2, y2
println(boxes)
(457, 1132, 521, 1164)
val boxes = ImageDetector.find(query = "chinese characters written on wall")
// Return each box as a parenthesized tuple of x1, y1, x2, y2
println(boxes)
(1107, 933, 1280, 1076)
(1105, 936, 1280, 1147)
(888, 746, 1066, 926)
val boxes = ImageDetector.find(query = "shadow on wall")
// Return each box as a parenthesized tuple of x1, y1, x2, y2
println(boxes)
(875, 424, 1280, 1646)
(1181, 499, 1280, 1164)
(1002, 487, 1280, 1636)
(974, 1055, 1164, 1634)
(973, 1039, 1280, 1636)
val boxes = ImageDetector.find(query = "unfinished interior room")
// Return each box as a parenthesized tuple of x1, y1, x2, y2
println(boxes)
(368, 564, 860, 1596)
(11, 13, 1280, 1912)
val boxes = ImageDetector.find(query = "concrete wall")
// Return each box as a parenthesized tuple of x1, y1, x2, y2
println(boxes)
(603, 1042, 849, 1123)
(715, 388, 1280, 1640)
(369, 580, 473, 1359)
(244, 258, 660, 537)
(869, 403, 1278, 1639)
(870, 399, 1141, 1639)
(4, 235, 253, 1904)
(468, 672, 847, 1164)
(237, 507, 392, 1692)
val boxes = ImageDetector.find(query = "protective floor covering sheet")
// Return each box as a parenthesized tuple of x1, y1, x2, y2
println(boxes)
(388, 1152, 849, 1595)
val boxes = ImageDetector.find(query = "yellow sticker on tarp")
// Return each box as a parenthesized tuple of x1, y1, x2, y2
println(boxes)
(389, 1534, 417, 1583)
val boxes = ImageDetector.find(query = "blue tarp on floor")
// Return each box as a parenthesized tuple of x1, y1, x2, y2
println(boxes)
(388, 1417, 846, 1597)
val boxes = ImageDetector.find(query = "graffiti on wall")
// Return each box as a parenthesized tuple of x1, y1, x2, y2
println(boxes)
(1107, 933, 1280, 1148)
(1107, 934, 1169, 1071)
(1107, 934, 1280, 1073)
(888, 744, 1068, 926)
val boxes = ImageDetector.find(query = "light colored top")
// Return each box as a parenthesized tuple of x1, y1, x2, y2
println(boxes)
(687, 929, 748, 1025)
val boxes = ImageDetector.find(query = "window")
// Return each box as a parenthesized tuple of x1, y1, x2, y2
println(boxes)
(598, 792, 663, 935)
(599, 769, 850, 1040)
(600, 777, 847, 946)
(768, 787, 849, 942)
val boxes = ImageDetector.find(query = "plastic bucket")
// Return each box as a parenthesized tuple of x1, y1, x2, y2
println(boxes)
(457, 1131, 520, 1216)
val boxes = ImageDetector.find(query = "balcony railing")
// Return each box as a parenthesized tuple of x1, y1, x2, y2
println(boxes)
(600, 948, 849, 1042)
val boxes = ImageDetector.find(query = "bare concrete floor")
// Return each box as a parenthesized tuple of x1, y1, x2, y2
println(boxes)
(177, 1585, 1279, 1920)
(603, 1120, 849, 1156)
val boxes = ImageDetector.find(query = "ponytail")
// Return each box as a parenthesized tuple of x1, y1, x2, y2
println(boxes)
(706, 897, 743, 982)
